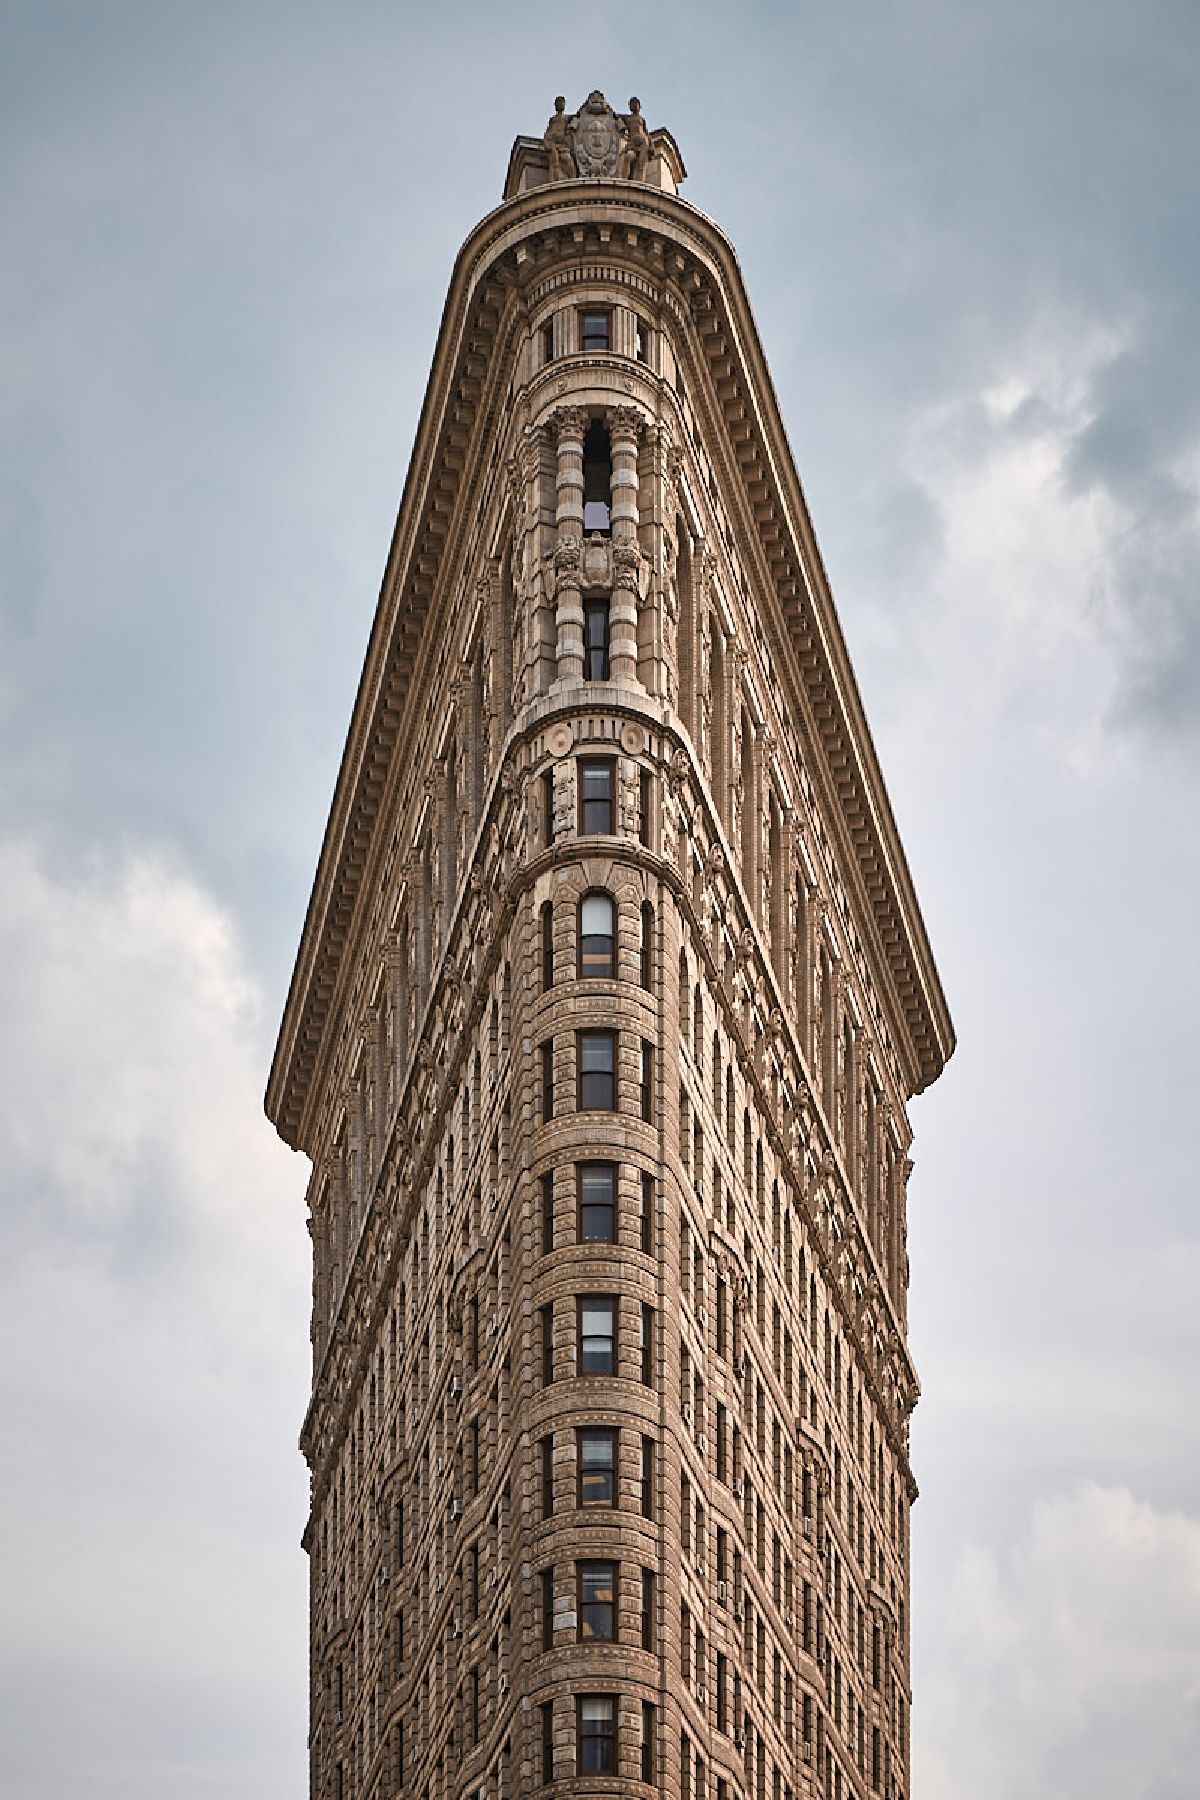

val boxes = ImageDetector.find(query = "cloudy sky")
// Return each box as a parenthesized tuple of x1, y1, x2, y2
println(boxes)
(2, 3, 1197, 1795)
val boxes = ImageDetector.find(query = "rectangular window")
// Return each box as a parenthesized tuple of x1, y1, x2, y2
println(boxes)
(583, 597, 610, 681)
(640, 1302, 654, 1386)
(578, 1162, 616, 1242)
(541, 1434, 554, 1517)
(542, 768, 555, 846)
(578, 758, 614, 834)
(640, 1039, 654, 1122)
(581, 310, 610, 353)
(541, 1039, 554, 1123)
(578, 1560, 617, 1640)
(541, 1567, 554, 1651)
(641, 1567, 655, 1650)
(639, 900, 653, 989)
(578, 1427, 617, 1506)
(541, 899, 554, 990)
(541, 1303, 555, 1385)
(640, 1171, 653, 1254)
(641, 1700, 655, 1783)
(640, 1434, 655, 1518)
(639, 767, 653, 848)
(541, 1171, 554, 1255)
(577, 1029, 616, 1109)
(717, 1652, 728, 1732)
(541, 1699, 554, 1785)
(578, 1295, 616, 1373)
(635, 317, 649, 365)
(541, 319, 555, 367)
(577, 1694, 616, 1775)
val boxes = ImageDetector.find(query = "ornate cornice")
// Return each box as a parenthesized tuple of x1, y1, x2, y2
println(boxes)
(266, 176, 954, 1155)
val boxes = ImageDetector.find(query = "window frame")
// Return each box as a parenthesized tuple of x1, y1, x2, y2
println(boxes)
(577, 1558, 618, 1642)
(580, 309, 611, 354)
(582, 595, 611, 681)
(577, 1426, 618, 1508)
(578, 757, 615, 834)
(577, 1693, 617, 1775)
(577, 1160, 617, 1243)
(576, 1028, 616, 1110)
(578, 889, 616, 979)
(578, 1293, 617, 1375)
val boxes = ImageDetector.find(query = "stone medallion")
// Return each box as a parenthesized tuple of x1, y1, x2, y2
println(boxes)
(572, 91, 620, 178)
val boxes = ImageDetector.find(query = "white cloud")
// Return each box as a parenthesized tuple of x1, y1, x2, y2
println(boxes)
(0, 839, 310, 1798)
(917, 1484, 1200, 1800)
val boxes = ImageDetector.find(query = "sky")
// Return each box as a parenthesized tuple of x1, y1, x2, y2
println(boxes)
(1, 2, 1198, 1795)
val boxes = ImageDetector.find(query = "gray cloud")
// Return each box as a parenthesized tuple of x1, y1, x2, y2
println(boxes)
(1, 3, 1197, 1794)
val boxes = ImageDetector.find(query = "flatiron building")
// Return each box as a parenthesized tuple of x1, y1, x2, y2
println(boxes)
(267, 89, 954, 1800)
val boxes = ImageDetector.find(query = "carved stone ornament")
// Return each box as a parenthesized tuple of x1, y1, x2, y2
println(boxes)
(572, 91, 621, 178)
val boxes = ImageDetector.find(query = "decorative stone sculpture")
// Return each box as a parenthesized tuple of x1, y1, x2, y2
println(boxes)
(544, 95, 575, 182)
(571, 90, 621, 178)
(620, 96, 651, 180)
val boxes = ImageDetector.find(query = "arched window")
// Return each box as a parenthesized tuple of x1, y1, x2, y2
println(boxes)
(579, 891, 615, 978)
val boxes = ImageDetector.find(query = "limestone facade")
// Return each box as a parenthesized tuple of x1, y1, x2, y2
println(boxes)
(266, 91, 953, 1800)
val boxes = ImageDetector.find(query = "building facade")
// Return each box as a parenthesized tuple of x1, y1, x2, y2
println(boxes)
(266, 91, 953, 1800)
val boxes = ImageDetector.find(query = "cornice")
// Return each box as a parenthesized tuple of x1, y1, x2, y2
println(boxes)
(266, 175, 953, 1155)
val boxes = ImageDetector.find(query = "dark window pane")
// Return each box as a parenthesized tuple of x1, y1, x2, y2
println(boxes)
(580, 1296, 615, 1373)
(578, 1030, 615, 1109)
(579, 1429, 616, 1506)
(579, 1695, 616, 1773)
(581, 312, 610, 352)
(578, 1162, 615, 1242)
(579, 760, 614, 834)
(578, 1561, 616, 1640)
(583, 598, 610, 680)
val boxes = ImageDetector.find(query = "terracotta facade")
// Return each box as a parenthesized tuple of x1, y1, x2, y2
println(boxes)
(267, 92, 953, 1800)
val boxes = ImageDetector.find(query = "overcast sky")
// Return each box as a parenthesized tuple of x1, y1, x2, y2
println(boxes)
(2, 4, 1198, 1796)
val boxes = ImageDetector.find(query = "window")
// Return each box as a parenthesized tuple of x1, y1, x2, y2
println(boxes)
(578, 1427, 617, 1506)
(578, 759, 614, 833)
(640, 1039, 654, 1122)
(578, 1162, 616, 1242)
(578, 1295, 616, 1373)
(640, 1434, 655, 1518)
(541, 899, 554, 990)
(541, 1434, 554, 1517)
(581, 310, 610, 353)
(639, 768, 653, 848)
(640, 1171, 653, 1254)
(540, 1039, 554, 1123)
(640, 1303, 654, 1385)
(541, 1304, 555, 1385)
(641, 1700, 656, 1782)
(582, 418, 612, 533)
(541, 1700, 554, 1785)
(577, 1030, 616, 1109)
(641, 1568, 655, 1650)
(639, 900, 653, 988)
(635, 317, 649, 364)
(541, 319, 555, 367)
(577, 1560, 617, 1640)
(578, 891, 615, 978)
(541, 1171, 554, 1255)
(577, 1694, 616, 1775)
(542, 768, 554, 845)
(583, 597, 610, 680)
(541, 1567, 554, 1651)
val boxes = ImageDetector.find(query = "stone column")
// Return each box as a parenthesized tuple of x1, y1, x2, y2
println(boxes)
(607, 404, 643, 686)
(551, 406, 585, 686)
